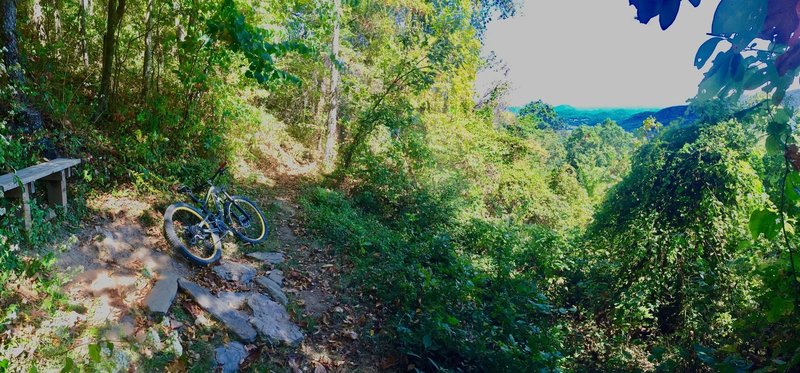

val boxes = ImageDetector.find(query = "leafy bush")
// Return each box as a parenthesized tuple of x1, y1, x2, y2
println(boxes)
(302, 182, 566, 371)
(574, 121, 769, 369)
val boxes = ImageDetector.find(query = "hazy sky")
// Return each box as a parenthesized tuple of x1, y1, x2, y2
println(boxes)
(476, 0, 718, 108)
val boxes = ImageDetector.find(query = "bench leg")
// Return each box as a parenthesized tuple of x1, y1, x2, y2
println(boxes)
(6, 183, 32, 231)
(45, 170, 68, 213)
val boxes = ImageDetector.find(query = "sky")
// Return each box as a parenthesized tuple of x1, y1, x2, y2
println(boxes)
(476, 0, 719, 108)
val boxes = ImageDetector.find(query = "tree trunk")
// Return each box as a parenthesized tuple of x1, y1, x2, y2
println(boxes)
(79, 0, 89, 67)
(154, 0, 162, 95)
(1, 0, 43, 133)
(51, 0, 62, 59)
(97, 0, 126, 118)
(142, 0, 153, 100)
(32, 0, 45, 42)
(173, 0, 184, 65)
(175, 0, 184, 42)
(315, 73, 329, 155)
(323, 0, 341, 170)
(52, 0, 61, 36)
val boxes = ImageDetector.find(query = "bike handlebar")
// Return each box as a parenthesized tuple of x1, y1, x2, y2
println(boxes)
(209, 162, 227, 183)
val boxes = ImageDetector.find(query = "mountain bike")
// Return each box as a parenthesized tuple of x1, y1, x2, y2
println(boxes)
(163, 162, 268, 265)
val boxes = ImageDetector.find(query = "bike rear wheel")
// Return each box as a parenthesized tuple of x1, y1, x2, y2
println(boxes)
(164, 202, 222, 265)
(224, 196, 269, 244)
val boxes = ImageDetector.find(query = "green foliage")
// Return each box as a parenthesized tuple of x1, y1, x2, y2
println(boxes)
(569, 120, 800, 370)
(566, 120, 635, 200)
(207, 0, 311, 84)
(8, 0, 800, 371)
(516, 100, 565, 131)
(0, 137, 76, 373)
(637, 0, 800, 103)
(302, 185, 565, 371)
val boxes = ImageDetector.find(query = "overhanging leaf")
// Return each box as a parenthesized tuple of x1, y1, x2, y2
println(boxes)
(766, 294, 794, 322)
(695, 37, 724, 69)
(712, 0, 767, 48)
(660, 0, 681, 30)
(760, 0, 800, 44)
(767, 120, 790, 138)
(629, 0, 662, 24)
(766, 134, 785, 155)
(776, 46, 800, 75)
(730, 53, 745, 81)
(749, 209, 781, 240)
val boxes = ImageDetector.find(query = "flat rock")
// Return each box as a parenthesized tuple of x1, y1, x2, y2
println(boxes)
(218, 291, 253, 310)
(213, 260, 257, 285)
(255, 276, 288, 305)
(267, 270, 284, 286)
(214, 342, 248, 373)
(248, 294, 304, 346)
(178, 279, 257, 343)
(246, 252, 284, 265)
(145, 276, 178, 314)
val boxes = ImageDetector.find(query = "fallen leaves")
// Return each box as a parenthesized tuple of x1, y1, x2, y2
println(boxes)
(288, 356, 303, 373)
(239, 345, 262, 371)
(380, 355, 403, 370)
(342, 330, 358, 340)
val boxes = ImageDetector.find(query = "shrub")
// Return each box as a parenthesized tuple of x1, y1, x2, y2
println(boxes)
(301, 183, 566, 371)
(576, 121, 766, 369)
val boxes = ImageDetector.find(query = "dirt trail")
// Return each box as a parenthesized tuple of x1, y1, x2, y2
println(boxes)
(35, 166, 387, 371)
(52, 195, 191, 348)
(255, 171, 385, 372)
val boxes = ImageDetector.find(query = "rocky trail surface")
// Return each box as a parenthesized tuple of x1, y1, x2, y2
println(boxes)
(28, 173, 387, 372)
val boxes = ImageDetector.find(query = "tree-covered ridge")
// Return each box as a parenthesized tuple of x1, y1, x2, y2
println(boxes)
(0, 0, 798, 371)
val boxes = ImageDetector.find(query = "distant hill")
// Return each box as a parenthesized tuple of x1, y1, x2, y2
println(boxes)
(508, 90, 800, 133)
(553, 105, 660, 127)
(618, 105, 693, 131)
(507, 104, 695, 132)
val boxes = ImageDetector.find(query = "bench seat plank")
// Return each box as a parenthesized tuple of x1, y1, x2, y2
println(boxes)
(0, 158, 81, 192)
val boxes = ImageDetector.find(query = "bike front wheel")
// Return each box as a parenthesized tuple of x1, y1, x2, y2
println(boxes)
(224, 196, 269, 244)
(164, 202, 222, 265)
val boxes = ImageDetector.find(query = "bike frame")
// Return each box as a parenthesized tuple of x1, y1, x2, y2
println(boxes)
(181, 167, 252, 237)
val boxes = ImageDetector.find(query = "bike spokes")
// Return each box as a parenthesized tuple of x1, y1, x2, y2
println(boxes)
(228, 200, 264, 241)
(172, 208, 217, 260)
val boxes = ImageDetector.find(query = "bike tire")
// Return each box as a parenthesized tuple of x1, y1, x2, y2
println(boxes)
(163, 202, 222, 265)
(224, 196, 269, 244)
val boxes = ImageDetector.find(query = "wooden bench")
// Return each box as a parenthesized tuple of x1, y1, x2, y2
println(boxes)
(0, 158, 81, 230)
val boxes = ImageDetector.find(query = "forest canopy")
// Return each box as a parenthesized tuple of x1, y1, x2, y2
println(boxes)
(0, 0, 798, 371)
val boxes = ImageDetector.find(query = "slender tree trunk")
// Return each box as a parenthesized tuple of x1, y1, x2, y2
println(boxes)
(1, 0, 43, 133)
(141, 0, 153, 100)
(97, 0, 126, 118)
(32, 0, 45, 42)
(323, 0, 341, 170)
(154, 0, 162, 95)
(79, 0, 88, 67)
(52, 0, 61, 36)
(173, 0, 183, 65)
(51, 0, 62, 59)
(315, 72, 329, 155)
